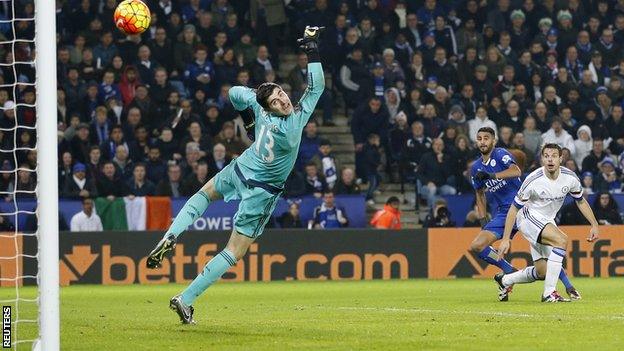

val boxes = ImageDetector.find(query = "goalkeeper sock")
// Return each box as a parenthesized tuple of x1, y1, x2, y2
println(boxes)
(544, 247, 566, 297)
(478, 246, 516, 273)
(181, 249, 237, 306)
(164, 191, 210, 239)
(558, 269, 573, 290)
(502, 266, 538, 286)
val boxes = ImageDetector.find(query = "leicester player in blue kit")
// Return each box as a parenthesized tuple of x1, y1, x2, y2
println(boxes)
(469, 127, 580, 301)
(145, 26, 326, 324)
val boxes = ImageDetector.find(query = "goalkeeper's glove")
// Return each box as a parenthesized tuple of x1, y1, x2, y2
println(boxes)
(297, 26, 324, 54)
(474, 171, 496, 181)
(238, 107, 256, 141)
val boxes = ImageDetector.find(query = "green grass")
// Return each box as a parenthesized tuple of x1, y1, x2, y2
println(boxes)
(2, 278, 623, 350)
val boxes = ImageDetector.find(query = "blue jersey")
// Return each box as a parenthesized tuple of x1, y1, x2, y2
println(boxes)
(471, 148, 521, 213)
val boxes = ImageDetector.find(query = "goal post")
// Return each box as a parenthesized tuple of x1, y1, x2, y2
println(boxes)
(34, 0, 59, 349)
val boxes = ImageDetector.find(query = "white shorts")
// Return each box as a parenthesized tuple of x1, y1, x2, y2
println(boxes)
(516, 207, 555, 261)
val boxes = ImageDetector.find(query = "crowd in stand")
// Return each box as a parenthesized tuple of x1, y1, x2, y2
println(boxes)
(2, 0, 624, 228)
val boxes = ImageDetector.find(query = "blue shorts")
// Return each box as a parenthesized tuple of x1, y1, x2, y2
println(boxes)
(483, 211, 518, 240)
(214, 160, 282, 238)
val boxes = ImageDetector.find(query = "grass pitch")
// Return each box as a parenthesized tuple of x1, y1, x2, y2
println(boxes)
(2, 278, 623, 350)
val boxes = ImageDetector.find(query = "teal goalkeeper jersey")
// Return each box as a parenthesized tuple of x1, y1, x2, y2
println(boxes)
(228, 62, 324, 188)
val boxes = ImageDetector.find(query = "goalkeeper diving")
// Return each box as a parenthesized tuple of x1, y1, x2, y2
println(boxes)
(145, 27, 325, 324)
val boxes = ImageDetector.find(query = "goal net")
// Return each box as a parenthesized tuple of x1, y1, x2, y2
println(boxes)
(0, 0, 59, 350)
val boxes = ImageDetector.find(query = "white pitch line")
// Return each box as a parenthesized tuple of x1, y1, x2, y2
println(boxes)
(313, 306, 624, 321)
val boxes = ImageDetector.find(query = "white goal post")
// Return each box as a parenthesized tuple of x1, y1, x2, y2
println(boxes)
(35, 0, 59, 349)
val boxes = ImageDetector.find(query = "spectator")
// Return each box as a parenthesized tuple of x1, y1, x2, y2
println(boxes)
(420, 103, 445, 139)
(70, 198, 103, 232)
(510, 132, 535, 172)
(145, 146, 166, 185)
(61, 163, 97, 199)
(593, 158, 621, 193)
(207, 143, 230, 178)
(112, 145, 133, 181)
(339, 47, 372, 110)
(70, 123, 92, 163)
(468, 105, 497, 143)
(276, 202, 303, 229)
(593, 192, 622, 225)
(363, 133, 383, 206)
(119, 66, 141, 106)
(351, 97, 389, 178)
(334, 167, 361, 195)
(606, 105, 624, 154)
(303, 162, 326, 198)
(311, 191, 349, 229)
(96, 161, 128, 199)
(574, 125, 593, 167)
(424, 198, 455, 228)
(447, 105, 468, 136)
(496, 126, 514, 149)
(297, 120, 320, 171)
(310, 139, 341, 191)
(581, 139, 607, 174)
(155, 163, 183, 197)
(213, 121, 245, 158)
(581, 171, 594, 195)
(181, 161, 209, 196)
(12, 164, 36, 199)
(370, 196, 401, 229)
(100, 125, 128, 160)
(541, 119, 576, 156)
(418, 138, 456, 207)
(156, 127, 178, 162)
(127, 163, 156, 196)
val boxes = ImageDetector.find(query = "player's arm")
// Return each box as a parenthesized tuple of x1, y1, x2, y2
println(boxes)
(498, 204, 519, 256)
(228, 86, 258, 133)
(475, 189, 488, 227)
(570, 181, 600, 242)
(499, 182, 531, 255)
(296, 26, 325, 120)
(474, 150, 521, 181)
(493, 164, 521, 179)
(228, 86, 257, 111)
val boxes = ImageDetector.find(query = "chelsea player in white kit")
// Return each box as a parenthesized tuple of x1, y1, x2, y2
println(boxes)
(470, 128, 580, 301)
(497, 144, 600, 302)
(145, 27, 326, 323)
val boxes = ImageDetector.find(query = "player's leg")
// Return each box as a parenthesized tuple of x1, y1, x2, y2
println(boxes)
(470, 213, 517, 274)
(171, 185, 280, 323)
(500, 245, 549, 287)
(146, 177, 225, 268)
(179, 229, 254, 306)
(538, 223, 569, 302)
(533, 243, 581, 300)
(167, 177, 222, 239)
(170, 229, 254, 324)
(470, 231, 516, 273)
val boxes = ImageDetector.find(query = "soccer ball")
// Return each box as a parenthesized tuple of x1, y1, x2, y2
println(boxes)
(114, 0, 151, 35)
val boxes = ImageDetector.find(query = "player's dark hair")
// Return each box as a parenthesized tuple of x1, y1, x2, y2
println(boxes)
(477, 127, 496, 137)
(541, 143, 562, 156)
(256, 82, 280, 110)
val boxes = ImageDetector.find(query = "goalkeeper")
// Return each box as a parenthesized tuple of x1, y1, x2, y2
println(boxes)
(145, 27, 326, 324)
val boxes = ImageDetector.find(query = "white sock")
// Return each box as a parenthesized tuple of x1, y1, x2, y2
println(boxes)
(544, 248, 566, 297)
(502, 266, 538, 286)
